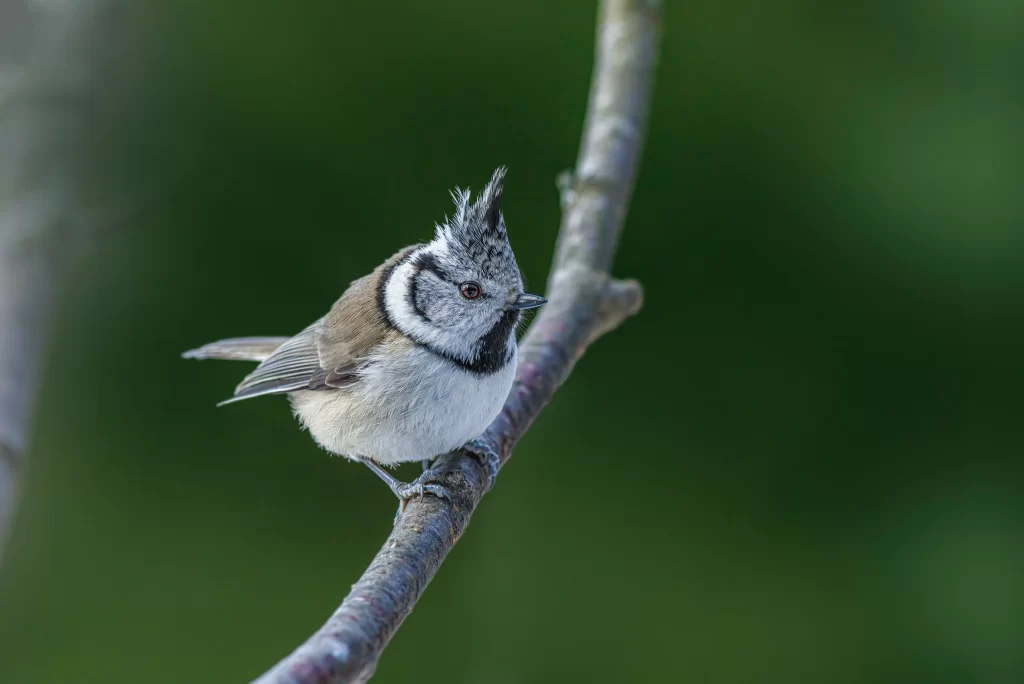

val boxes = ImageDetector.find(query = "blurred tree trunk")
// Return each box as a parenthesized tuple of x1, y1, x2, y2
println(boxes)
(0, 0, 117, 563)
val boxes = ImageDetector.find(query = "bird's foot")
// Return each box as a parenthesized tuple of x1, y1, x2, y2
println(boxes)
(392, 470, 452, 506)
(464, 437, 501, 492)
(360, 460, 452, 523)
(393, 469, 452, 523)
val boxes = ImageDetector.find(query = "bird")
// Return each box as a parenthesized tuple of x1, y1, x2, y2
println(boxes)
(182, 167, 546, 505)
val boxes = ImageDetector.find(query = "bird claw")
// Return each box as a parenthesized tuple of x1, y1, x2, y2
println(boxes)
(392, 469, 452, 522)
(395, 478, 452, 504)
(360, 460, 452, 523)
(464, 438, 500, 492)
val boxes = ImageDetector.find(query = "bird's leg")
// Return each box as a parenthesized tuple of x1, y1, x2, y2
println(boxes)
(464, 437, 501, 492)
(421, 459, 431, 473)
(360, 460, 452, 519)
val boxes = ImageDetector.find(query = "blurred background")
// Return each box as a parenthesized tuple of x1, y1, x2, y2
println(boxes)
(2, 0, 1023, 682)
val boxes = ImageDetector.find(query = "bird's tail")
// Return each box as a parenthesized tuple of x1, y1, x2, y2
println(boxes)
(181, 337, 289, 363)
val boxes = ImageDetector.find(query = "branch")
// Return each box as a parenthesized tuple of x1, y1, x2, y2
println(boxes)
(251, 2, 661, 681)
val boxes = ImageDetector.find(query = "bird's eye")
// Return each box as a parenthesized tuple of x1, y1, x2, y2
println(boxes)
(459, 282, 482, 299)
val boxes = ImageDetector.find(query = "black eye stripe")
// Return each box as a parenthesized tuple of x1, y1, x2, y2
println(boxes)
(405, 252, 446, 323)
(407, 275, 430, 322)
(413, 252, 452, 283)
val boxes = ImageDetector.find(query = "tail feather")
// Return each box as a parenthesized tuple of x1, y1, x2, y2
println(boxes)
(182, 337, 288, 363)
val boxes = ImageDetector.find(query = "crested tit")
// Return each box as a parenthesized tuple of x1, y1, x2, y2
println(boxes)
(184, 168, 545, 502)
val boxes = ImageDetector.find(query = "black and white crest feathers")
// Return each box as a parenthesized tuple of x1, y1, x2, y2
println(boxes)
(435, 167, 517, 279)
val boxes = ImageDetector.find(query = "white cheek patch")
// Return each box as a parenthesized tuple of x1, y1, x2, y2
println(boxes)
(384, 250, 481, 362)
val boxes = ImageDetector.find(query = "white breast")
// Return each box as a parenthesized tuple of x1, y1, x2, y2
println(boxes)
(288, 341, 516, 465)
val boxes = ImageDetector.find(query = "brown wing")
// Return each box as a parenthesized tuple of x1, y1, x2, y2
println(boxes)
(315, 244, 420, 370)
(219, 245, 420, 405)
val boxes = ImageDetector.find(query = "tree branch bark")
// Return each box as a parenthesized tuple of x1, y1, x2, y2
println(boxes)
(251, 2, 661, 681)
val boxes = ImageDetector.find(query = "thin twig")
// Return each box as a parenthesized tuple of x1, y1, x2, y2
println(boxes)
(251, 2, 661, 682)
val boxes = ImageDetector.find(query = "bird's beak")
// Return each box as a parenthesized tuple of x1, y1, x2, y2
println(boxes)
(511, 293, 547, 310)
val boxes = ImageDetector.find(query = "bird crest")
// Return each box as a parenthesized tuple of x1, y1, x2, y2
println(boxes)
(434, 167, 516, 277)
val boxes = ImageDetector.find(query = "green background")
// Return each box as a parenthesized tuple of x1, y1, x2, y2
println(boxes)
(2, 1, 1023, 682)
